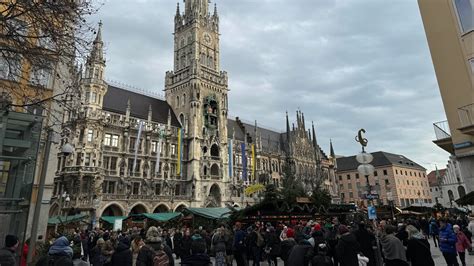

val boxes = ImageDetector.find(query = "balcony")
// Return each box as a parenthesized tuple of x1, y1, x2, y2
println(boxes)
(458, 103, 474, 135)
(433, 120, 454, 154)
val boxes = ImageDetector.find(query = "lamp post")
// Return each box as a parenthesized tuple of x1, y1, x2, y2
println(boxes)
(355, 129, 382, 266)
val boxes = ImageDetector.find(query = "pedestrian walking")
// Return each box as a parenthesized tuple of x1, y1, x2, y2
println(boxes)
(212, 227, 227, 266)
(279, 228, 296, 266)
(233, 222, 247, 266)
(439, 219, 459, 266)
(405, 225, 434, 266)
(0, 235, 19, 266)
(380, 225, 408, 266)
(136, 226, 174, 266)
(111, 237, 132, 266)
(453, 224, 470, 266)
(36, 236, 73, 266)
(335, 225, 360, 266)
(353, 222, 375, 266)
(429, 219, 440, 247)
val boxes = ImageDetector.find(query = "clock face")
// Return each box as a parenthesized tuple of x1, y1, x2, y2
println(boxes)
(203, 32, 212, 45)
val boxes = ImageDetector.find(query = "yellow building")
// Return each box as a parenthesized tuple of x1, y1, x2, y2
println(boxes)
(418, 0, 474, 193)
(336, 152, 431, 207)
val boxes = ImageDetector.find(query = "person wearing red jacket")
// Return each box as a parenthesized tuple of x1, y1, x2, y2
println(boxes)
(453, 225, 470, 266)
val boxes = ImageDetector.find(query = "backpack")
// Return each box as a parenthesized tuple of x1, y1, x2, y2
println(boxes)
(256, 232, 265, 247)
(153, 249, 169, 266)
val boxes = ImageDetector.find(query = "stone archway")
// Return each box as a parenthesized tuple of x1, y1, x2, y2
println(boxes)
(174, 203, 188, 212)
(153, 204, 170, 213)
(49, 203, 60, 216)
(206, 184, 222, 207)
(129, 203, 148, 215)
(101, 203, 125, 217)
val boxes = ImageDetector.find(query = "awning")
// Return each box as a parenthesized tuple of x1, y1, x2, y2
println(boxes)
(100, 216, 127, 224)
(143, 213, 181, 222)
(184, 207, 233, 220)
(126, 213, 182, 222)
(48, 214, 88, 225)
(456, 191, 474, 206)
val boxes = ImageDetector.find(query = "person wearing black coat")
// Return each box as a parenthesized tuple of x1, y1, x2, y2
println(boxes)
(353, 222, 376, 266)
(395, 224, 409, 247)
(405, 225, 435, 266)
(111, 238, 132, 266)
(89, 238, 106, 266)
(335, 225, 360, 266)
(287, 239, 313, 266)
(264, 227, 280, 266)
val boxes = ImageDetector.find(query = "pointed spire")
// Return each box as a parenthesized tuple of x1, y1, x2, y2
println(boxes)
(330, 139, 337, 169)
(176, 2, 180, 15)
(94, 20, 103, 44)
(312, 122, 320, 162)
(330, 139, 335, 158)
(302, 112, 306, 131)
(89, 21, 105, 65)
(213, 3, 218, 15)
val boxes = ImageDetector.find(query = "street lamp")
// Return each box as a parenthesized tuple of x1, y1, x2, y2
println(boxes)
(355, 129, 383, 266)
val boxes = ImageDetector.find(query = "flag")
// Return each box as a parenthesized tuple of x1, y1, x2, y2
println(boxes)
(251, 143, 255, 181)
(241, 143, 247, 181)
(132, 120, 143, 173)
(176, 128, 184, 176)
(228, 139, 233, 179)
(155, 138, 162, 174)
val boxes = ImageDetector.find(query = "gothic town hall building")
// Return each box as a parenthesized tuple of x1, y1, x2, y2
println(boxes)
(51, 0, 339, 219)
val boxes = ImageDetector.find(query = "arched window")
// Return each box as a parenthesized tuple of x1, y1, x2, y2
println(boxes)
(458, 186, 466, 198)
(211, 164, 219, 176)
(176, 96, 180, 106)
(448, 190, 455, 201)
(182, 94, 186, 106)
(179, 114, 185, 126)
(203, 166, 208, 176)
(210, 144, 219, 157)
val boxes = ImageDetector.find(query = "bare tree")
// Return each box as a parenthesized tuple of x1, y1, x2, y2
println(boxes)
(0, 0, 101, 126)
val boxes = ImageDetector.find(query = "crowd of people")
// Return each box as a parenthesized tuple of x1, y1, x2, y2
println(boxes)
(0, 215, 473, 266)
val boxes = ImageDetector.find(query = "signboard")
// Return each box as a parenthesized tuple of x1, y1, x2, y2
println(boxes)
(363, 194, 380, 200)
(368, 206, 377, 220)
(113, 219, 123, 231)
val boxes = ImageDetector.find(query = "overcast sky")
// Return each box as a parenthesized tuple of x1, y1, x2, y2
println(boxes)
(91, 0, 450, 172)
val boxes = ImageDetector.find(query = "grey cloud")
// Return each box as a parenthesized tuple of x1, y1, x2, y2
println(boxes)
(91, 0, 449, 171)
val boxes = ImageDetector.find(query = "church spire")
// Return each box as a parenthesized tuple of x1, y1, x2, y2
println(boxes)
(312, 122, 320, 162)
(89, 21, 105, 66)
(330, 139, 335, 158)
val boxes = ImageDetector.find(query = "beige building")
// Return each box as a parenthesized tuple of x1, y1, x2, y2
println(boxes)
(418, 0, 474, 194)
(336, 152, 431, 207)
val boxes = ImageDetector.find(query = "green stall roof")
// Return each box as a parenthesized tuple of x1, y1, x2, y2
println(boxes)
(48, 214, 88, 225)
(184, 207, 233, 220)
(123, 213, 182, 222)
(100, 216, 127, 224)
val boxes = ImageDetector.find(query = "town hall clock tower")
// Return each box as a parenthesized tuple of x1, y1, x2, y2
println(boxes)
(165, 0, 230, 207)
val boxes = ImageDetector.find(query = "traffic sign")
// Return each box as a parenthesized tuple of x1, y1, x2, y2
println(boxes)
(363, 194, 379, 200)
(368, 206, 377, 220)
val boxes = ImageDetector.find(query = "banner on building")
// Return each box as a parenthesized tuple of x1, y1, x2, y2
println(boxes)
(242, 143, 247, 181)
(132, 120, 143, 174)
(228, 139, 233, 179)
(251, 143, 255, 180)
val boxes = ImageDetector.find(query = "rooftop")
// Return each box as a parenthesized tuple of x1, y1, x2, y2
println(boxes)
(336, 151, 426, 172)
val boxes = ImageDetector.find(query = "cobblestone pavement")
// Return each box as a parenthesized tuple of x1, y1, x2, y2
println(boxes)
(429, 238, 473, 266)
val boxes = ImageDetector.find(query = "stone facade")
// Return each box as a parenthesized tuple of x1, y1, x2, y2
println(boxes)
(51, 0, 338, 220)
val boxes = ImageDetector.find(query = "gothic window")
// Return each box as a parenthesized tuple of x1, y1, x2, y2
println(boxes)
(182, 94, 186, 106)
(203, 166, 208, 176)
(458, 186, 466, 198)
(180, 114, 185, 127)
(210, 164, 219, 177)
(155, 183, 161, 195)
(176, 96, 180, 107)
(210, 144, 219, 157)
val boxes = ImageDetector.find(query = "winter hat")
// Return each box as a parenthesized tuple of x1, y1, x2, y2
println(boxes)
(313, 223, 322, 232)
(338, 225, 349, 235)
(5, 235, 18, 248)
(286, 228, 295, 238)
(453, 225, 460, 230)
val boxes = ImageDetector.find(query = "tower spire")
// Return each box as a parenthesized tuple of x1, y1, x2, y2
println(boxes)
(89, 21, 105, 65)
